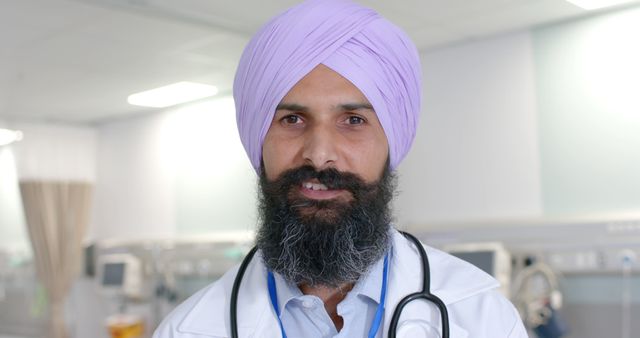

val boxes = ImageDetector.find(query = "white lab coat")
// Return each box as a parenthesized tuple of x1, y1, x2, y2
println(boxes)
(153, 229, 528, 337)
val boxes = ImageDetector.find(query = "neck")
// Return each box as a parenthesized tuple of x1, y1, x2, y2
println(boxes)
(299, 282, 355, 331)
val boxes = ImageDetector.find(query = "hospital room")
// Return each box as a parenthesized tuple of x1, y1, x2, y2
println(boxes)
(1, 0, 639, 337)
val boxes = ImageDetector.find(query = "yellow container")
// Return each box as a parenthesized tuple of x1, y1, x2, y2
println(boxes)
(106, 314, 145, 338)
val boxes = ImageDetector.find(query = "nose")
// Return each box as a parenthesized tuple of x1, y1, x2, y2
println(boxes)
(301, 125, 339, 170)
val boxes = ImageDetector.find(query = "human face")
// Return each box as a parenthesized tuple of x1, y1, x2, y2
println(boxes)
(262, 64, 389, 201)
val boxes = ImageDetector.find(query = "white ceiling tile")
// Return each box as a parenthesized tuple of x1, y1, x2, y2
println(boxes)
(80, 0, 298, 34)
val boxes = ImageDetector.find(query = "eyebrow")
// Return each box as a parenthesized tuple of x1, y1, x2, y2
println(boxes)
(275, 103, 308, 112)
(275, 102, 374, 112)
(340, 103, 374, 111)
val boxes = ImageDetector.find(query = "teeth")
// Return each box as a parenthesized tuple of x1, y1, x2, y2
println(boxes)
(303, 181, 328, 191)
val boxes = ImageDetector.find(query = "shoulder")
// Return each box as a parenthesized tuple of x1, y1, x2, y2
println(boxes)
(390, 230, 500, 304)
(449, 288, 529, 337)
(425, 244, 528, 336)
(153, 252, 275, 338)
(389, 230, 528, 337)
(152, 265, 240, 338)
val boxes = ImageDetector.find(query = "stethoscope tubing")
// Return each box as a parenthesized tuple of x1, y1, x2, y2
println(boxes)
(230, 246, 257, 338)
(390, 231, 450, 338)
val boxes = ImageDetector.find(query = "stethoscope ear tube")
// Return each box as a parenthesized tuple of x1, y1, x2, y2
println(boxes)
(230, 246, 258, 338)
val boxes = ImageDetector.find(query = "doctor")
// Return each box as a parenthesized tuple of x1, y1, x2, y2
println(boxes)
(154, 0, 528, 337)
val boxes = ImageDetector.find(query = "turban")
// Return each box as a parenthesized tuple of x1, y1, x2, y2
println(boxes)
(234, 0, 422, 173)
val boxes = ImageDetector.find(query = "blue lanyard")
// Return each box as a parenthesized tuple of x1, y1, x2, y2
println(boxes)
(267, 254, 389, 338)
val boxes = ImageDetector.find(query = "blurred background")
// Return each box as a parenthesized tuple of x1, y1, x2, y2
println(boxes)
(1, 0, 639, 337)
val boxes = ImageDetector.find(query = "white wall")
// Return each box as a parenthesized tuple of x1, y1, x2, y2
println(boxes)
(0, 147, 28, 255)
(11, 122, 96, 182)
(533, 6, 640, 216)
(93, 97, 256, 242)
(168, 98, 257, 235)
(93, 110, 177, 241)
(396, 31, 543, 227)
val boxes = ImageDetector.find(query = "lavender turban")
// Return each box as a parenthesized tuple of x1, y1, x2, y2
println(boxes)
(234, 0, 422, 173)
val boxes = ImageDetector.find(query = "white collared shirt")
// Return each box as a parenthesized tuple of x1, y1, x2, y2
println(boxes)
(272, 252, 387, 338)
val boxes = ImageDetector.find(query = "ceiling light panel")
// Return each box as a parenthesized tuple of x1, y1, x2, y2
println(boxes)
(127, 82, 219, 108)
(0, 129, 23, 146)
(565, 0, 636, 10)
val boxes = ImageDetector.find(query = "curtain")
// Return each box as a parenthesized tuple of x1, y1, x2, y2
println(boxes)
(19, 181, 93, 338)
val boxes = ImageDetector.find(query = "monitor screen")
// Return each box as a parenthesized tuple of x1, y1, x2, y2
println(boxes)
(102, 262, 126, 286)
(451, 250, 495, 276)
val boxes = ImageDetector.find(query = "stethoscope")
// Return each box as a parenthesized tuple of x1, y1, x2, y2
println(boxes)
(230, 231, 449, 338)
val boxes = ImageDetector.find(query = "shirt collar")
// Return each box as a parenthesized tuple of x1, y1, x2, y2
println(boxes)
(271, 250, 390, 315)
(354, 251, 387, 304)
(272, 272, 303, 315)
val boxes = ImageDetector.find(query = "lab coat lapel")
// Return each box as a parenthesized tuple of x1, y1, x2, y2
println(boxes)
(233, 251, 282, 338)
(177, 251, 281, 338)
(382, 230, 471, 338)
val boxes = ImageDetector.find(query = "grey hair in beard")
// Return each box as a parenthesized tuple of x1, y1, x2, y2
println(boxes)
(256, 164, 396, 287)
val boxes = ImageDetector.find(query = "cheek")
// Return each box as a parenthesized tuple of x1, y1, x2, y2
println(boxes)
(261, 137, 279, 180)
(350, 137, 389, 181)
(262, 133, 294, 180)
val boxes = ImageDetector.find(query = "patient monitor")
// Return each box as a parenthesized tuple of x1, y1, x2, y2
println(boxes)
(97, 253, 143, 299)
(444, 242, 512, 297)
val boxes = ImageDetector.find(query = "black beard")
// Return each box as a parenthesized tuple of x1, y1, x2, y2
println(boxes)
(256, 164, 396, 288)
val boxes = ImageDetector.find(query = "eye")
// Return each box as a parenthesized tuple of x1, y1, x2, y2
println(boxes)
(281, 114, 302, 125)
(347, 115, 365, 125)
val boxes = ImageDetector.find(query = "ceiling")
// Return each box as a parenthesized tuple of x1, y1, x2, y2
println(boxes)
(0, 0, 636, 124)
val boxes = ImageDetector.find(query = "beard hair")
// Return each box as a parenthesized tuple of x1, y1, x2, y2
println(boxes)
(255, 164, 396, 288)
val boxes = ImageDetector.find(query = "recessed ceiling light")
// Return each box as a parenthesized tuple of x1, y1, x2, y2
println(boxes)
(127, 81, 219, 108)
(565, 0, 636, 10)
(0, 128, 23, 146)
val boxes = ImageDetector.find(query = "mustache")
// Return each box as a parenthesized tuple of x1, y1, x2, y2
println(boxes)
(268, 165, 370, 194)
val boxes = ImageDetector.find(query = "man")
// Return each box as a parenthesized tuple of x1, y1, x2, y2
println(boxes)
(154, 0, 528, 337)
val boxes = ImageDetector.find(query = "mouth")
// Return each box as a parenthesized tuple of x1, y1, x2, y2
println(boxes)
(299, 179, 350, 200)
